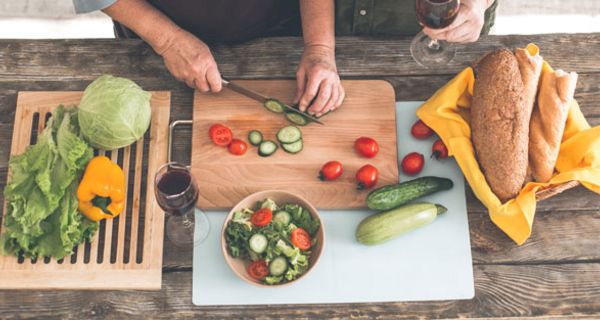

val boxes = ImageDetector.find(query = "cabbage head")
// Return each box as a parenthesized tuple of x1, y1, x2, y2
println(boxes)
(78, 75, 152, 150)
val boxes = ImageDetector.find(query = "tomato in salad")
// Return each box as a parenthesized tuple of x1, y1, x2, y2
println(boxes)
(209, 123, 233, 146)
(354, 137, 379, 158)
(247, 260, 269, 280)
(356, 164, 379, 190)
(319, 161, 343, 181)
(228, 138, 248, 155)
(291, 228, 312, 250)
(251, 208, 273, 227)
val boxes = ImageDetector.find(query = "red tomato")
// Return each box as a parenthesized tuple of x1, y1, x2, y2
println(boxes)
(354, 137, 379, 158)
(209, 124, 232, 146)
(247, 260, 269, 280)
(291, 228, 312, 250)
(402, 152, 425, 175)
(411, 120, 434, 139)
(228, 139, 248, 156)
(319, 161, 343, 181)
(431, 139, 448, 159)
(251, 208, 273, 227)
(355, 164, 379, 190)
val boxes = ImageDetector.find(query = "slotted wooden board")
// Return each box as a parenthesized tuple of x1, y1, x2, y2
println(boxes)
(0, 91, 170, 289)
(192, 80, 399, 209)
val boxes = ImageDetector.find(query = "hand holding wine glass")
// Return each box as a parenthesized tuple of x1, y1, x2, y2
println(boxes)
(423, 0, 490, 43)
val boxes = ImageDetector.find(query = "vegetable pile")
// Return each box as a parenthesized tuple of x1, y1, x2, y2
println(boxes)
(224, 199, 320, 285)
(2, 106, 97, 259)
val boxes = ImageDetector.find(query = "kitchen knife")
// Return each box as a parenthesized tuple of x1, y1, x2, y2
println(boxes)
(221, 77, 324, 125)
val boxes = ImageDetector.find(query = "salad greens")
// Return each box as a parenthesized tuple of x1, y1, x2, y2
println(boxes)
(224, 199, 320, 285)
(1, 106, 98, 259)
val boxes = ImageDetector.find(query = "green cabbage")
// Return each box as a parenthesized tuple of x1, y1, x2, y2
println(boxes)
(78, 75, 151, 150)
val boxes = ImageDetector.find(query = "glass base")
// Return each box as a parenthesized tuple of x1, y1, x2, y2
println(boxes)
(166, 208, 210, 247)
(410, 31, 456, 68)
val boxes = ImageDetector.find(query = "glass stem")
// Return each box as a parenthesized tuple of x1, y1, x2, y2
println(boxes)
(181, 210, 195, 230)
(428, 38, 440, 51)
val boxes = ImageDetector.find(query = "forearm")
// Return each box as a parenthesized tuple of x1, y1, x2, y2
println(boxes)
(102, 0, 180, 54)
(299, 0, 335, 50)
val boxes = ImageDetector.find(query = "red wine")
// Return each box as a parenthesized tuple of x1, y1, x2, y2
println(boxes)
(156, 169, 198, 216)
(416, 0, 459, 29)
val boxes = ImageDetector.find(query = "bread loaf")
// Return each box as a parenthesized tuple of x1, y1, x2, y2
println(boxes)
(471, 49, 530, 202)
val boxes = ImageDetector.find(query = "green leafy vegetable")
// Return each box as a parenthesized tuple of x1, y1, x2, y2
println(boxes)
(1, 106, 98, 259)
(281, 204, 321, 235)
(78, 75, 152, 150)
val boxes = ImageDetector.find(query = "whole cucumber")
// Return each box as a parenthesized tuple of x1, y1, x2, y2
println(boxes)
(366, 176, 453, 210)
(356, 202, 447, 245)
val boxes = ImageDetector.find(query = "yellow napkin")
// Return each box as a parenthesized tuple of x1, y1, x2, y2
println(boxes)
(416, 44, 600, 245)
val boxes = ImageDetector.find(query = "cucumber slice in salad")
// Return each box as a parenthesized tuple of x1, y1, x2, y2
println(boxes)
(285, 112, 308, 126)
(269, 256, 288, 276)
(276, 126, 302, 144)
(249, 234, 268, 254)
(264, 99, 285, 113)
(281, 139, 303, 154)
(258, 140, 278, 157)
(273, 211, 291, 226)
(248, 130, 263, 146)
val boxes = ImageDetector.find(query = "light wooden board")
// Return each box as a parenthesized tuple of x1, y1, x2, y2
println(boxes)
(191, 80, 399, 209)
(0, 91, 170, 290)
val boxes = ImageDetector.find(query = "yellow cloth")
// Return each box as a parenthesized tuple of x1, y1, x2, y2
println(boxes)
(416, 44, 600, 245)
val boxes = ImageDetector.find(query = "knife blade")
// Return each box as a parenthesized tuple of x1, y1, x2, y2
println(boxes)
(221, 78, 324, 125)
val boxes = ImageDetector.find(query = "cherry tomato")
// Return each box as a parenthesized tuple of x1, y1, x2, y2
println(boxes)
(228, 139, 248, 156)
(251, 208, 273, 227)
(319, 161, 343, 181)
(291, 228, 312, 250)
(209, 123, 233, 146)
(247, 260, 269, 280)
(355, 164, 379, 190)
(411, 120, 434, 139)
(354, 137, 379, 158)
(401, 152, 425, 175)
(431, 139, 448, 159)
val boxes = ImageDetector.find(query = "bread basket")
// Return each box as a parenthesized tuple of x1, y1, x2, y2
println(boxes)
(535, 180, 580, 201)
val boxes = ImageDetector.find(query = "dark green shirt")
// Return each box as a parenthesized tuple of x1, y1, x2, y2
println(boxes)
(335, 0, 498, 36)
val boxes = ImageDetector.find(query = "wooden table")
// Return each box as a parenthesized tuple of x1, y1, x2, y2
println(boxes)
(0, 34, 599, 319)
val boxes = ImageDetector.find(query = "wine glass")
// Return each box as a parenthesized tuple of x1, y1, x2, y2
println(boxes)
(411, 0, 460, 67)
(154, 162, 209, 247)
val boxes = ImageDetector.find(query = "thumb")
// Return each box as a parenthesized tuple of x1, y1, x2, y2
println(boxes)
(294, 69, 306, 105)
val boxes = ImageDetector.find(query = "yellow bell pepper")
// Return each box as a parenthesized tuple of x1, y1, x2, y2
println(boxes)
(77, 156, 126, 221)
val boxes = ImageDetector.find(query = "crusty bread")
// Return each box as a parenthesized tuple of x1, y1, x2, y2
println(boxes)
(471, 49, 529, 202)
(515, 48, 543, 124)
(528, 69, 578, 182)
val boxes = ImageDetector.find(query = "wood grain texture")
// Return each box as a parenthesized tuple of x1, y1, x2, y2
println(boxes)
(0, 91, 170, 290)
(191, 80, 399, 209)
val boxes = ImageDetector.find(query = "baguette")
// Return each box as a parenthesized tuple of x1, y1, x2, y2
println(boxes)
(515, 48, 543, 123)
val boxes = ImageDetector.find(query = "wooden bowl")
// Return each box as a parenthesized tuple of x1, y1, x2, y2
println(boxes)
(220, 190, 325, 287)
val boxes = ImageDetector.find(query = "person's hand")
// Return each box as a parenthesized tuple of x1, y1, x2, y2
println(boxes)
(158, 28, 222, 92)
(423, 0, 488, 43)
(294, 44, 345, 117)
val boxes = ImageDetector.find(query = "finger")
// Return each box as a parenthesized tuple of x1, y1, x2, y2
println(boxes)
(206, 65, 222, 92)
(335, 84, 346, 110)
(299, 74, 323, 112)
(322, 82, 340, 115)
(447, 20, 476, 43)
(294, 69, 306, 105)
(195, 76, 210, 93)
(308, 81, 332, 116)
(185, 78, 195, 89)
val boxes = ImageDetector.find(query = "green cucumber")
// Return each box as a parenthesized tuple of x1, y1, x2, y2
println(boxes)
(269, 256, 288, 276)
(356, 202, 447, 245)
(285, 112, 308, 126)
(258, 140, 278, 157)
(276, 126, 302, 144)
(366, 176, 453, 211)
(281, 139, 303, 154)
(273, 211, 291, 226)
(264, 99, 285, 113)
(248, 130, 263, 146)
(249, 234, 268, 253)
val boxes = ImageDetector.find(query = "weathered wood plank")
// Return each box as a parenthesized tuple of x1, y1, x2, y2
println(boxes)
(0, 263, 598, 319)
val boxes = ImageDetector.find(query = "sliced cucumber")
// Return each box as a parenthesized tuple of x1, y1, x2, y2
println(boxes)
(258, 140, 278, 157)
(276, 126, 302, 144)
(264, 99, 285, 113)
(285, 112, 308, 126)
(249, 234, 268, 254)
(248, 130, 263, 146)
(269, 256, 288, 276)
(273, 211, 291, 226)
(281, 139, 303, 154)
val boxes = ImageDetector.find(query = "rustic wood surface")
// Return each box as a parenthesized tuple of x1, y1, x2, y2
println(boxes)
(0, 34, 599, 319)
(192, 80, 398, 209)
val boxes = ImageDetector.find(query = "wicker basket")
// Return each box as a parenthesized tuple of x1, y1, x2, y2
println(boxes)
(535, 180, 580, 201)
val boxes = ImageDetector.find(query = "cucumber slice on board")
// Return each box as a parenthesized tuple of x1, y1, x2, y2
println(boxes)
(258, 140, 278, 157)
(264, 99, 285, 113)
(285, 112, 308, 126)
(248, 130, 263, 146)
(276, 126, 302, 144)
(281, 139, 303, 154)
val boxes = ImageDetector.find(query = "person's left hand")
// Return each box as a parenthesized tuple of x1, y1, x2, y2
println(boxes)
(294, 44, 345, 117)
(423, 0, 489, 43)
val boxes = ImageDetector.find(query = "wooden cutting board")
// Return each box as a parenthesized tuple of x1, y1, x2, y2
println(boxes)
(191, 80, 398, 209)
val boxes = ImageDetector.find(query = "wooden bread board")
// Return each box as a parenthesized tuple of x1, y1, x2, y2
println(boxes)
(0, 91, 170, 290)
(191, 80, 399, 209)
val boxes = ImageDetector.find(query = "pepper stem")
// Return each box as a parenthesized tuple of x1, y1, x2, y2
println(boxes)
(92, 196, 114, 216)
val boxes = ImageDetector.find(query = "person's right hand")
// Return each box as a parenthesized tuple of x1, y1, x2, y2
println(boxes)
(158, 28, 222, 92)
